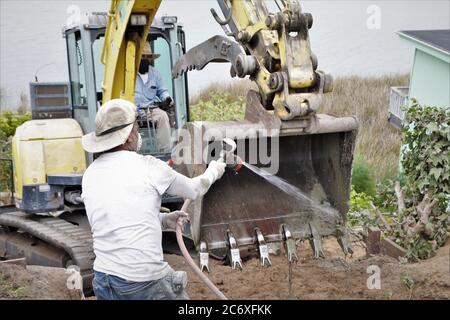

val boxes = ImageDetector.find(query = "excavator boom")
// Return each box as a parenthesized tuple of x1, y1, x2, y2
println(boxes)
(101, 0, 161, 102)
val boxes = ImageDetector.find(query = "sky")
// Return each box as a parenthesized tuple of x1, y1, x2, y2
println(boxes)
(0, 0, 449, 108)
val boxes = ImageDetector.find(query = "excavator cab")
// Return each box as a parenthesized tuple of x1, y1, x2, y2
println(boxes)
(64, 13, 189, 161)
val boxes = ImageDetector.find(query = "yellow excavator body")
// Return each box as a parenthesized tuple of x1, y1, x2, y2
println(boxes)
(12, 119, 86, 206)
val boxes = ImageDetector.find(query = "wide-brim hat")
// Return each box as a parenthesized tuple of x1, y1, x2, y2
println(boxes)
(141, 41, 160, 60)
(82, 99, 137, 153)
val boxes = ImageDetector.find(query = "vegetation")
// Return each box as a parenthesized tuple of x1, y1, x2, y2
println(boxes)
(349, 102, 449, 262)
(190, 90, 246, 122)
(401, 100, 449, 204)
(0, 274, 27, 298)
(0, 90, 31, 192)
(351, 154, 376, 196)
(384, 102, 449, 261)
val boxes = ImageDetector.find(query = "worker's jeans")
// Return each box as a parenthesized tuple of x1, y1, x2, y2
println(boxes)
(93, 270, 189, 300)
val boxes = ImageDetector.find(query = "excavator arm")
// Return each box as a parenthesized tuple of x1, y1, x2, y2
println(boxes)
(101, 0, 162, 102)
(173, 0, 334, 120)
(102, 0, 332, 118)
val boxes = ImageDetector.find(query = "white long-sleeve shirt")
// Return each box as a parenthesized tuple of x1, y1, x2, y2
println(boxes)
(81, 150, 215, 282)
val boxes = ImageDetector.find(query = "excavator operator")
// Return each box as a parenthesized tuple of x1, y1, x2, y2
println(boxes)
(81, 99, 226, 299)
(135, 42, 172, 151)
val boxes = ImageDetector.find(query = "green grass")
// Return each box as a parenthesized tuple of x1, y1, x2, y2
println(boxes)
(190, 75, 408, 182)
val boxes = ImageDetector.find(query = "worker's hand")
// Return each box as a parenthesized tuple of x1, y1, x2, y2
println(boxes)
(208, 159, 226, 181)
(162, 210, 189, 230)
(137, 109, 147, 121)
(164, 96, 174, 107)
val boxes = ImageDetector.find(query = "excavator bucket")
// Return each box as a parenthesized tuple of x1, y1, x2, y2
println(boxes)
(175, 91, 358, 261)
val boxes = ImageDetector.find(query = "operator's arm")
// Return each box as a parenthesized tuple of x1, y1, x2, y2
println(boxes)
(154, 68, 170, 102)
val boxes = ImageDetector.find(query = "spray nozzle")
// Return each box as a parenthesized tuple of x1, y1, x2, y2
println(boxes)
(220, 138, 236, 158)
(219, 138, 243, 173)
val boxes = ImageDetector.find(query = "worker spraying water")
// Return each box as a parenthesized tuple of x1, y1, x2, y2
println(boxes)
(80, 99, 227, 300)
(175, 136, 343, 300)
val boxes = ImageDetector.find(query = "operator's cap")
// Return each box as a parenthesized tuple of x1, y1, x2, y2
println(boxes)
(82, 99, 137, 153)
(141, 42, 160, 60)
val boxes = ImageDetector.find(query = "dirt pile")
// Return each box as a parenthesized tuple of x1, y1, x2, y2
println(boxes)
(0, 237, 448, 299)
(167, 238, 450, 300)
(0, 264, 82, 299)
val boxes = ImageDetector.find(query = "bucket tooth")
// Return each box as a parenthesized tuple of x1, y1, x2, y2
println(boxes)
(199, 241, 210, 273)
(282, 225, 298, 263)
(227, 231, 243, 270)
(337, 231, 354, 256)
(309, 222, 325, 259)
(255, 228, 272, 267)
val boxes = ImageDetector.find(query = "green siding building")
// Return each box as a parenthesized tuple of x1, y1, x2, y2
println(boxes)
(389, 29, 450, 127)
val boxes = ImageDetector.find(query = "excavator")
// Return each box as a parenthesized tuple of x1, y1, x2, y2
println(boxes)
(0, 0, 358, 296)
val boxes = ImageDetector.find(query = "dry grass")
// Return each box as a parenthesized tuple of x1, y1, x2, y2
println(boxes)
(190, 79, 257, 105)
(320, 74, 408, 180)
(191, 74, 409, 181)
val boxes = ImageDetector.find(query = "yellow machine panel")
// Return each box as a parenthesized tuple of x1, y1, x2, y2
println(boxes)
(12, 119, 86, 200)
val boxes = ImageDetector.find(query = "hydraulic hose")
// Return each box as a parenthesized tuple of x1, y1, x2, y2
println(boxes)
(175, 198, 228, 300)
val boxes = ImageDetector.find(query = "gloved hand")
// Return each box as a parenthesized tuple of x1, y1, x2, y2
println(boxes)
(162, 210, 189, 230)
(207, 159, 226, 182)
(164, 96, 174, 107)
(137, 108, 147, 121)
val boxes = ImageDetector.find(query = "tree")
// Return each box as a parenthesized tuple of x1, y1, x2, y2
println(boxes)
(17, 91, 29, 115)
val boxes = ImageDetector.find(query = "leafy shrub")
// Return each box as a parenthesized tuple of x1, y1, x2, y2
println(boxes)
(401, 100, 450, 205)
(384, 101, 450, 261)
(351, 154, 376, 196)
(373, 179, 397, 212)
(0, 111, 31, 137)
(348, 187, 377, 228)
(0, 111, 31, 191)
(190, 91, 245, 122)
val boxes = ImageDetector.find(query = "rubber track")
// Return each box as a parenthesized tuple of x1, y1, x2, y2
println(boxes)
(0, 211, 95, 294)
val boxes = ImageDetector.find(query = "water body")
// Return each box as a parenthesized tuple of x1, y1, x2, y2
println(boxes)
(1, 0, 449, 107)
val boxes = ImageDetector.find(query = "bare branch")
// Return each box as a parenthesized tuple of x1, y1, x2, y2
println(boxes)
(394, 181, 406, 214)
(370, 202, 391, 231)
(405, 190, 437, 238)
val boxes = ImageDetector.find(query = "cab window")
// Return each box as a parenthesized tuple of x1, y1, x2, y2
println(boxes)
(151, 36, 173, 98)
(90, 34, 173, 103)
(67, 32, 87, 107)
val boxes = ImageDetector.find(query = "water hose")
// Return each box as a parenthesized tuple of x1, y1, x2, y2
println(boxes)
(176, 198, 228, 300)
